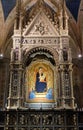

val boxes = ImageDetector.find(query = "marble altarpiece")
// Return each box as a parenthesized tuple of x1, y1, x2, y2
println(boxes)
(7, 0, 75, 111)
(2, 1, 80, 130)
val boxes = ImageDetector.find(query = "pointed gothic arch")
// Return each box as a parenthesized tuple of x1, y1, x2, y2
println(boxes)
(25, 0, 58, 13)
(23, 46, 59, 66)
(23, 46, 58, 106)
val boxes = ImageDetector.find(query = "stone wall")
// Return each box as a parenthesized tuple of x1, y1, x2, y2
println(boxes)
(0, 58, 9, 109)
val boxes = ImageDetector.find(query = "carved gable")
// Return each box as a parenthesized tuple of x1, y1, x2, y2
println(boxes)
(23, 11, 59, 37)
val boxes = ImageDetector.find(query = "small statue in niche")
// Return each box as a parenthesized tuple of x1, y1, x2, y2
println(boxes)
(65, 70, 69, 80)
(59, 49, 63, 62)
(64, 65, 69, 78)
(63, 47, 68, 61)
(14, 47, 19, 60)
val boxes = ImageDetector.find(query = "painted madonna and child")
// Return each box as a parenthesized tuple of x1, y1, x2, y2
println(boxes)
(28, 66, 54, 101)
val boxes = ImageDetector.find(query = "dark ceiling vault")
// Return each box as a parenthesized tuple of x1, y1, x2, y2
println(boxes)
(66, 0, 81, 21)
(1, 0, 16, 20)
(1, 0, 81, 21)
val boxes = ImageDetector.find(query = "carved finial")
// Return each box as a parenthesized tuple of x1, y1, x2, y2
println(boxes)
(16, 0, 21, 14)
(15, 0, 23, 30)
(38, 0, 44, 8)
(63, 0, 67, 29)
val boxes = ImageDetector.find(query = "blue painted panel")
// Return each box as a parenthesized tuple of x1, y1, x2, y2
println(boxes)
(1, 0, 16, 20)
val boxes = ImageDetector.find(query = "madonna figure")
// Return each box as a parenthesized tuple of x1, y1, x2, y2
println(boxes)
(35, 67, 47, 93)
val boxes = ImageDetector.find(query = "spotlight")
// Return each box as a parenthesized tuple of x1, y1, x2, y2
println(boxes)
(78, 54, 82, 58)
(0, 53, 3, 58)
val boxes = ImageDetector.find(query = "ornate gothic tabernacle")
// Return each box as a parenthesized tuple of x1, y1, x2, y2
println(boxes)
(7, 0, 75, 110)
